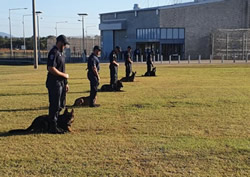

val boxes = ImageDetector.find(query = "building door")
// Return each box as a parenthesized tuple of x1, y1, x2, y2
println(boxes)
(102, 30, 113, 59)
(162, 44, 184, 60)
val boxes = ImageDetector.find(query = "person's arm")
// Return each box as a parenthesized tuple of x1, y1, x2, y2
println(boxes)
(112, 60, 119, 66)
(48, 66, 69, 79)
(92, 66, 100, 80)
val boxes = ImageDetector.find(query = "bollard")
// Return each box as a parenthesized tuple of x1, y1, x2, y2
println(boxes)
(178, 55, 180, 64)
(246, 54, 249, 63)
(198, 55, 201, 64)
(221, 55, 224, 63)
(161, 55, 163, 64)
(136, 55, 138, 63)
(141, 55, 143, 63)
(158, 54, 160, 62)
(188, 55, 191, 64)
(153, 55, 156, 63)
(210, 54, 213, 64)
(169, 55, 171, 64)
(233, 55, 236, 63)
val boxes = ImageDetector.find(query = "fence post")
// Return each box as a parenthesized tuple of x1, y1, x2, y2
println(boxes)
(188, 55, 190, 64)
(198, 55, 201, 64)
(169, 55, 171, 64)
(210, 54, 213, 64)
(178, 55, 180, 64)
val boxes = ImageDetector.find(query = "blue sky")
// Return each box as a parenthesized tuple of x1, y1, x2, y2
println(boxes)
(0, 0, 192, 37)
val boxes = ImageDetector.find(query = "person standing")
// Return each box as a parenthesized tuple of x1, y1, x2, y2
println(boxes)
(109, 46, 121, 89)
(87, 46, 101, 107)
(146, 49, 154, 75)
(46, 35, 69, 134)
(124, 46, 133, 81)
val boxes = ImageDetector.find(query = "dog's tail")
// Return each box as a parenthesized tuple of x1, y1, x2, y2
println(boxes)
(8, 125, 33, 134)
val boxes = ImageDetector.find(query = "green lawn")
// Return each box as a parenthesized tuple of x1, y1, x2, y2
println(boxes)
(0, 63, 249, 176)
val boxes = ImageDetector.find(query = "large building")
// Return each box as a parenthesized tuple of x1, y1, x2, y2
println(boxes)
(99, 0, 250, 60)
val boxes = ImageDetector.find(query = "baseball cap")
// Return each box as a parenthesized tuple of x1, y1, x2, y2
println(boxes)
(56, 35, 70, 45)
(115, 46, 121, 51)
(93, 45, 101, 51)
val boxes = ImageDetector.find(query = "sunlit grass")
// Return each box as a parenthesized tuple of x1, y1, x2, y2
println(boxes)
(0, 63, 249, 176)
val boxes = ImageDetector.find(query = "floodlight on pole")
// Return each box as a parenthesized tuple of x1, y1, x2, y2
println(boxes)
(55, 21, 67, 37)
(9, 7, 27, 57)
(78, 13, 88, 53)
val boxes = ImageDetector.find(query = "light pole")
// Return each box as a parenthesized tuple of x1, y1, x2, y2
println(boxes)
(36, 11, 42, 62)
(22, 14, 31, 54)
(9, 7, 27, 57)
(78, 13, 88, 55)
(55, 21, 67, 37)
(23, 11, 42, 55)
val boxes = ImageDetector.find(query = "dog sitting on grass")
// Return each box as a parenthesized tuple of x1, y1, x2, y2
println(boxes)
(100, 80, 123, 91)
(8, 108, 74, 134)
(73, 96, 92, 107)
(144, 67, 156, 76)
(120, 71, 136, 82)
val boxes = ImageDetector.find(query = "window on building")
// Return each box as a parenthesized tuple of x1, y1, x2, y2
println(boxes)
(161, 29, 167, 39)
(167, 29, 173, 39)
(173, 28, 179, 39)
(179, 28, 185, 39)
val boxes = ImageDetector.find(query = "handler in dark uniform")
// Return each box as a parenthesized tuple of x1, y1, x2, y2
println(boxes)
(124, 46, 133, 80)
(109, 46, 121, 89)
(87, 46, 101, 107)
(46, 35, 69, 134)
(146, 49, 154, 75)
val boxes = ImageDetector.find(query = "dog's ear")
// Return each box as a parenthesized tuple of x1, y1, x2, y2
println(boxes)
(64, 108, 68, 114)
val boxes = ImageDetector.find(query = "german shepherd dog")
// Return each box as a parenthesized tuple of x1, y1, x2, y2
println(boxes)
(100, 80, 123, 91)
(144, 67, 156, 76)
(120, 71, 136, 82)
(9, 108, 74, 134)
(73, 96, 92, 107)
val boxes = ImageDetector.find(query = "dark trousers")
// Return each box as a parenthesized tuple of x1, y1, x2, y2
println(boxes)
(110, 65, 118, 88)
(147, 64, 152, 74)
(88, 73, 99, 106)
(46, 80, 65, 123)
(125, 64, 132, 79)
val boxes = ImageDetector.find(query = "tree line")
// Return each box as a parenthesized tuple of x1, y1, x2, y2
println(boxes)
(0, 36, 48, 50)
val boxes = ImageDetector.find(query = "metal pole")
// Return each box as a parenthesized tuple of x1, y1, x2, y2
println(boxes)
(9, 9, 13, 57)
(82, 16, 85, 53)
(22, 15, 25, 54)
(226, 33, 228, 60)
(37, 15, 41, 63)
(32, 0, 38, 69)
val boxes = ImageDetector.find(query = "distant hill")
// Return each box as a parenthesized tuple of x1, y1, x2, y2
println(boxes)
(0, 32, 12, 38)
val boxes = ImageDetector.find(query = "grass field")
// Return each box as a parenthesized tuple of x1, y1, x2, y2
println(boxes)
(0, 63, 249, 176)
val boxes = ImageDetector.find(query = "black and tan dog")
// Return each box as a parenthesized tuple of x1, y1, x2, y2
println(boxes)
(100, 80, 123, 91)
(73, 96, 92, 107)
(120, 71, 136, 82)
(9, 108, 74, 134)
(144, 67, 156, 76)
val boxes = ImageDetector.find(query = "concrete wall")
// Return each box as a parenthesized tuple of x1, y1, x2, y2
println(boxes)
(101, 9, 159, 52)
(160, 0, 250, 58)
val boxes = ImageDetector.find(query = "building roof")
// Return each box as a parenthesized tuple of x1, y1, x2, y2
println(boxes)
(100, 0, 225, 15)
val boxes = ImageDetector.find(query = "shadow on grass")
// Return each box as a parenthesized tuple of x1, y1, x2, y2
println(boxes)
(0, 106, 48, 112)
(0, 131, 31, 137)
